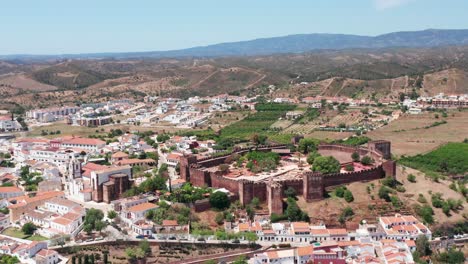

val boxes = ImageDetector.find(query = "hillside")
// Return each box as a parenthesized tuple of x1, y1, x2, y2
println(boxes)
(1, 46, 468, 110)
(2, 29, 468, 60)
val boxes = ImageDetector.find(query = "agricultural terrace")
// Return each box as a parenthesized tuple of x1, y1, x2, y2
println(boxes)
(399, 142, 468, 176)
(217, 103, 296, 144)
(368, 110, 468, 156)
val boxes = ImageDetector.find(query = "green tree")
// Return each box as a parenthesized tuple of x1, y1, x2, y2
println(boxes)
(21, 222, 37, 235)
(351, 152, 360, 162)
(139, 239, 151, 256)
(209, 191, 230, 210)
(284, 187, 297, 198)
(407, 174, 416, 183)
(215, 212, 225, 225)
(107, 210, 117, 219)
(338, 206, 354, 224)
(285, 197, 308, 222)
(345, 164, 354, 172)
(306, 151, 321, 165)
(0, 254, 20, 264)
(437, 247, 465, 263)
(251, 197, 260, 208)
(360, 156, 374, 165)
(250, 133, 267, 145)
(84, 208, 106, 233)
(244, 231, 258, 244)
(344, 190, 354, 203)
(298, 138, 319, 154)
(156, 134, 170, 143)
(312, 156, 340, 174)
(415, 235, 431, 257)
(378, 186, 392, 202)
(246, 205, 255, 221)
(335, 186, 346, 198)
(232, 255, 248, 264)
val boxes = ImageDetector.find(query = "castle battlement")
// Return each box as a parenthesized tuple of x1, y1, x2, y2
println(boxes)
(179, 142, 395, 215)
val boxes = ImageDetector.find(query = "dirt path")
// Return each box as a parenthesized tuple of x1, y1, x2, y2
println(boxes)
(245, 73, 266, 89)
(333, 78, 349, 97)
(190, 69, 219, 88)
(390, 79, 395, 93)
(319, 78, 335, 96)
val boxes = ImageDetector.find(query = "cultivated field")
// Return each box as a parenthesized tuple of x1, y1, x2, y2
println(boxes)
(367, 110, 468, 156)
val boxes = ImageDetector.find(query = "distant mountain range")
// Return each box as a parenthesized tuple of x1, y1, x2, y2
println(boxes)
(3, 29, 468, 60)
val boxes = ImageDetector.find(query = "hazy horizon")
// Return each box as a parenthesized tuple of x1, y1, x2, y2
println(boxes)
(2, 0, 468, 55)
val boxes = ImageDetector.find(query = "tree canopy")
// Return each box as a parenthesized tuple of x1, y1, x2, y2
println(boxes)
(209, 191, 230, 210)
(312, 156, 341, 174)
(298, 138, 320, 154)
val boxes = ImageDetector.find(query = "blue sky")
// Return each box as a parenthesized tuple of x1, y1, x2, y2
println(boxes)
(1, 0, 467, 54)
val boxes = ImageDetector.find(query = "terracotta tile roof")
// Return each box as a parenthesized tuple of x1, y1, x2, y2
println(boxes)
(8, 191, 63, 209)
(46, 197, 80, 208)
(328, 228, 348, 236)
(266, 250, 279, 259)
(83, 162, 108, 172)
(167, 153, 183, 160)
(171, 178, 186, 185)
(116, 159, 155, 166)
(238, 223, 249, 232)
(291, 222, 310, 233)
(36, 249, 57, 257)
(128, 202, 158, 213)
(111, 151, 129, 158)
(297, 245, 313, 256)
(310, 228, 329, 235)
(15, 138, 49, 143)
(62, 137, 105, 146)
(0, 186, 23, 193)
(62, 212, 82, 221)
(162, 220, 178, 226)
(405, 240, 416, 247)
(52, 217, 73, 226)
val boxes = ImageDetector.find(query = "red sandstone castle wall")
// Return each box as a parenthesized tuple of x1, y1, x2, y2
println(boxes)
(193, 194, 239, 212)
(322, 166, 385, 187)
(279, 179, 304, 196)
(267, 185, 283, 215)
(382, 160, 396, 178)
(318, 143, 384, 162)
(211, 174, 241, 193)
(303, 172, 324, 201)
(239, 181, 267, 205)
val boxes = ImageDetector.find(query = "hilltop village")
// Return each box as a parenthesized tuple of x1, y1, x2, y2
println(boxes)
(0, 92, 466, 264)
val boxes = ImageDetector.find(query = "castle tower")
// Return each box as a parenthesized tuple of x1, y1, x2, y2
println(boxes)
(368, 140, 392, 160)
(179, 155, 197, 181)
(303, 172, 324, 202)
(267, 181, 283, 215)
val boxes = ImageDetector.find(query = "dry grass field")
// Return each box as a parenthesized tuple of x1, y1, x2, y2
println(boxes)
(298, 164, 467, 228)
(24, 121, 189, 138)
(367, 110, 468, 156)
(395, 166, 468, 224)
